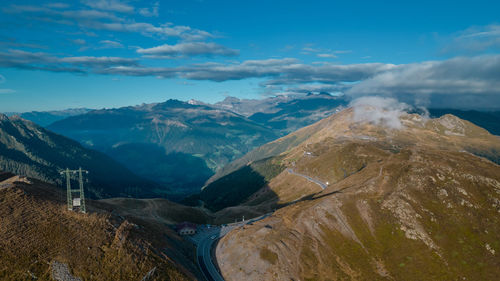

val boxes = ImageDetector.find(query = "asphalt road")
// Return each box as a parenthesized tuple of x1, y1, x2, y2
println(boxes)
(197, 227, 225, 281)
(194, 213, 273, 281)
(286, 168, 328, 189)
(194, 169, 324, 281)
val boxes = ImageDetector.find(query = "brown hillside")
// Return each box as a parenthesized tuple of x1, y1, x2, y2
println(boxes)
(216, 108, 500, 280)
(0, 175, 193, 280)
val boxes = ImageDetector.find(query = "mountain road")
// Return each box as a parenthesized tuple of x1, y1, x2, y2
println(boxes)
(286, 168, 328, 189)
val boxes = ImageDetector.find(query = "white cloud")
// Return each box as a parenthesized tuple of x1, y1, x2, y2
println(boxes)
(83, 21, 213, 40)
(302, 47, 320, 53)
(317, 53, 337, 58)
(99, 40, 124, 49)
(98, 58, 394, 88)
(4, 4, 213, 41)
(139, 2, 159, 17)
(443, 24, 500, 53)
(137, 42, 239, 58)
(81, 0, 134, 13)
(348, 55, 500, 96)
(59, 56, 137, 67)
(0, 49, 138, 72)
(347, 55, 500, 109)
(350, 96, 411, 129)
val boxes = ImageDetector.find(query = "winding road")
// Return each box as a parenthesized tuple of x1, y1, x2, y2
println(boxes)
(193, 169, 326, 281)
(196, 227, 226, 281)
(194, 169, 326, 280)
(193, 213, 273, 281)
(286, 168, 328, 189)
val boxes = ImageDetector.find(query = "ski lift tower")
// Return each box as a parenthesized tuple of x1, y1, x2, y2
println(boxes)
(60, 167, 88, 213)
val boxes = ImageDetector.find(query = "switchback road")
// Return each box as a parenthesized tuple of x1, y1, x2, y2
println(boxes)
(286, 168, 328, 189)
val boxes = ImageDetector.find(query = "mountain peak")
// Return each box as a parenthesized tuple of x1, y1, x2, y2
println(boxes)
(187, 99, 206, 105)
(221, 96, 241, 103)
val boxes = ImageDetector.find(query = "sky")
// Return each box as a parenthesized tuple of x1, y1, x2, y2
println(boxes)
(0, 0, 499, 112)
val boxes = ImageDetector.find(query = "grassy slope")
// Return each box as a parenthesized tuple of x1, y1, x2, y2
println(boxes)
(218, 143, 500, 280)
(215, 110, 500, 280)
(204, 111, 500, 213)
(429, 108, 500, 136)
(95, 197, 212, 225)
(0, 177, 194, 280)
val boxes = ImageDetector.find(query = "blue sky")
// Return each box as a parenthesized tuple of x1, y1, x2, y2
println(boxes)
(0, 0, 499, 112)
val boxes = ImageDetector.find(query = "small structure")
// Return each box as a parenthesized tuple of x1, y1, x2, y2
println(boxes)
(176, 222, 197, 236)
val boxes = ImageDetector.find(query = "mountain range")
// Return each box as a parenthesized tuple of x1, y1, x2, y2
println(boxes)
(4, 94, 500, 201)
(194, 92, 348, 134)
(0, 114, 158, 199)
(47, 99, 279, 198)
(5, 108, 93, 127)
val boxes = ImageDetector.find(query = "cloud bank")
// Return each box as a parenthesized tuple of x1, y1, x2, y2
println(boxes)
(1, 2, 499, 110)
(0, 49, 138, 73)
(347, 55, 500, 108)
(3, 3, 213, 41)
(1, 45, 500, 108)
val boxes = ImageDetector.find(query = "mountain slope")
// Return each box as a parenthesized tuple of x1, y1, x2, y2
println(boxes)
(203, 107, 500, 213)
(48, 99, 278, 197)
(0, 173, 192, 280)
(429, 108, 500, 135)
(0, 114, 158, 199)
(215, 106, 500, 280)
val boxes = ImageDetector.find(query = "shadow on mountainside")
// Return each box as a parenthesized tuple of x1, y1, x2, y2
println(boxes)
(196, 162, 352, 225)
(199, 165, 276, 212)
(107, 143, 214, 200)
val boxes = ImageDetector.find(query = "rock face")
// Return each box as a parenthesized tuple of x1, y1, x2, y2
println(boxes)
(215, 108, 500, 280)
(51, 261, 82, 281)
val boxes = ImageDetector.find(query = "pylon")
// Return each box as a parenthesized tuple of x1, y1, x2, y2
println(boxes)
(60, 167, 88, 213)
